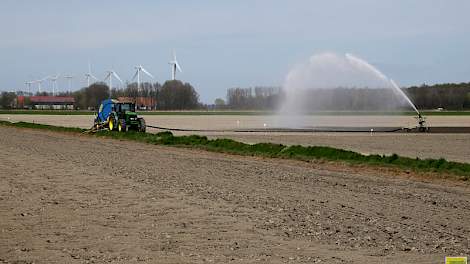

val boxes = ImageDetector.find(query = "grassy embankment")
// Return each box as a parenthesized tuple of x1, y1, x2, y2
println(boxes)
(1, 120, 469, 180)
(1, 110, 470, 116)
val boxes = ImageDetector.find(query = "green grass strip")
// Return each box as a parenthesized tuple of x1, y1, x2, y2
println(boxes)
(1, 120, 469, 180)
(0, 120, 84, 133)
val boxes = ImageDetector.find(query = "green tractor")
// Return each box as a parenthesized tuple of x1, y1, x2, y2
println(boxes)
(94, 99, 146, 132)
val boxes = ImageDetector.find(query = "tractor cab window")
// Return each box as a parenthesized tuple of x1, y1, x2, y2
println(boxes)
(120, 103, 135, 112)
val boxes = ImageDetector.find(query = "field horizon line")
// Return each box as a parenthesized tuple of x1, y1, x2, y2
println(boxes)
(1, 109, 470, 116)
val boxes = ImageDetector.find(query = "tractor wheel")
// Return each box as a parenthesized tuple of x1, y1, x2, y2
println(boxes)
(138, 118, 146, 133)
(118, 120, 126, 132)
(108, 117, 115, 131)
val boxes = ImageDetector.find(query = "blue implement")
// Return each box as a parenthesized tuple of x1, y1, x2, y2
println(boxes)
(97, 99, 118, 123)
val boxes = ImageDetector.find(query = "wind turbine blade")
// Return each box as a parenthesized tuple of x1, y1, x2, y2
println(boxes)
(141, 67, 154, 79)
(104, 72, 111, 81)
(113, 72, 124, 83)
(132, 70, 139, 81)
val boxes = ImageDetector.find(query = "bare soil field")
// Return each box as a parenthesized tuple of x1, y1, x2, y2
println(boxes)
(1, 114, 470, 163)
(0, 126, 469, 263)
(2, 114, 470, 130)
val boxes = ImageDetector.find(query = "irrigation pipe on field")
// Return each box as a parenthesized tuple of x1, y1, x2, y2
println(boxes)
(145, 125, 405, 133)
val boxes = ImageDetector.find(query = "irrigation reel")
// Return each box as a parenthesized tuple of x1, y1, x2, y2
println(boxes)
(416, 113, 428, 132)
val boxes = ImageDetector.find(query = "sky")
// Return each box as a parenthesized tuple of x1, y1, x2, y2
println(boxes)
(1, 0, 470, 103)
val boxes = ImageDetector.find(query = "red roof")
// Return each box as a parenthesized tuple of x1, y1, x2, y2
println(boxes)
(30, 96, 75, 103)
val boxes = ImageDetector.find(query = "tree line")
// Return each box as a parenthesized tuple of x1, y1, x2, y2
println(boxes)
(407, 82, 470, 110)
(1, 80, 201, 110)
(79, 80, 201, 110)
(223, 86, 280, 110)
(224, 82, 470, 111)
(3, 81, 470, 110)
(0, 91, 17, 109)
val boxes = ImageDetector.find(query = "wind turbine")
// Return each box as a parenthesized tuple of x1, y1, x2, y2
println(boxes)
(48, 74, 60, 95)
(33, 77, 48, 94)
(168, 50, 182, 80)
(63, 75, 73, 92)
(25, 81, 33, 94)
(85, 62, 98, 87)
(104, 70, 123, 90)
(132, 65, 154, 94)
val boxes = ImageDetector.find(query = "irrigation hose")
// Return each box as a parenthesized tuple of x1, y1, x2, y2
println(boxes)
(145, 125, 406, 133)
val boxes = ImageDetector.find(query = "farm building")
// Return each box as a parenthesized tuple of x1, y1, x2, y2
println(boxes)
(118, 97, 156, 110)
(28, 96, 75, 110)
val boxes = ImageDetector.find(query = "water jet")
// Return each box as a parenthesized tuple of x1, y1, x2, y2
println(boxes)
(278, 52, 426, 131)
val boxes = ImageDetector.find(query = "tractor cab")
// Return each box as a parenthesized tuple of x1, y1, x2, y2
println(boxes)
(94, 99, 146, 132)
(113, 102, 137, 119)
(115, 102, 135, 113)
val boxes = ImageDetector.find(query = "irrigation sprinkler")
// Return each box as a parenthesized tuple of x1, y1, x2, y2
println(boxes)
(417, 113, 428, 132)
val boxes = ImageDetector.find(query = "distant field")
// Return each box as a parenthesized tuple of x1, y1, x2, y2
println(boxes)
(2, 113, 470, 163)
(1, 109, 470, 116)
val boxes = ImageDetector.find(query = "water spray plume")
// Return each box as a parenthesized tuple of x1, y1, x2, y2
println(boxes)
(278, 52, 421, 128)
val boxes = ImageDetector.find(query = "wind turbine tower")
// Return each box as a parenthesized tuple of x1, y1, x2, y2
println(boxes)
(49, 74, 60, 95)
(168, 50, 182, 80)
(85, 63, 98, 87)
(132, 65, 154, 94)
(64, 75, 73, 92)
(25, 81, 33, 94)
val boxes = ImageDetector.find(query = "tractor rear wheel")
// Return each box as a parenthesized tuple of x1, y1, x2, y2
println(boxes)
(118, 119, 126, 132)
(138, 118, 146, 133)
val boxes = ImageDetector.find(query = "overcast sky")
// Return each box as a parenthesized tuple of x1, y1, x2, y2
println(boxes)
(1, 0, 469, 103)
